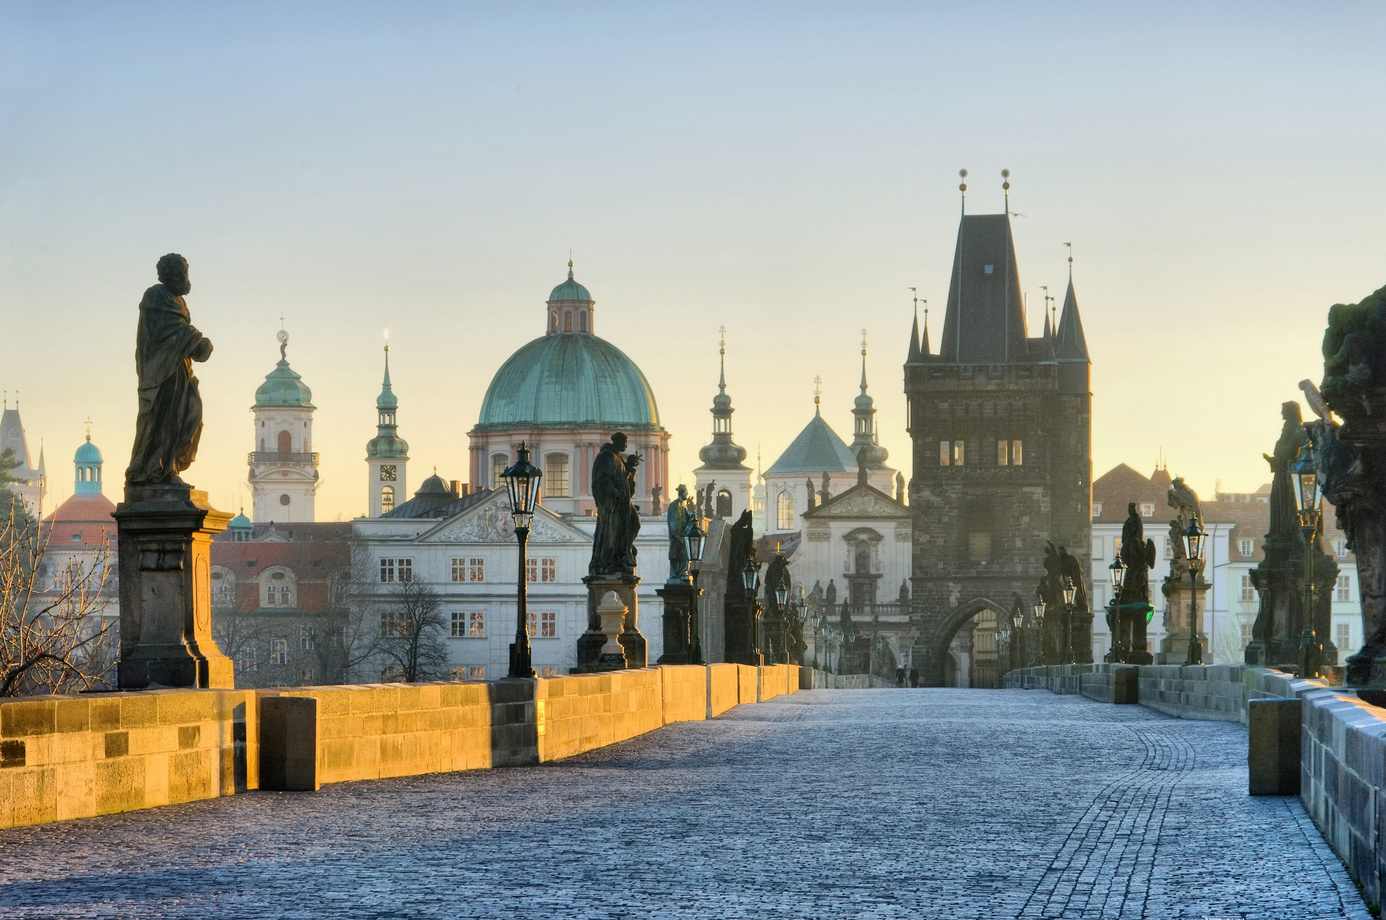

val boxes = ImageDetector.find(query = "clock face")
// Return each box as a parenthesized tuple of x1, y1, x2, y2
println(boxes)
(380, 465, 397, 482)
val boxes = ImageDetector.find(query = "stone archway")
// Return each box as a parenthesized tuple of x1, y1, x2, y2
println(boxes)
(912, 596, 1012, 687)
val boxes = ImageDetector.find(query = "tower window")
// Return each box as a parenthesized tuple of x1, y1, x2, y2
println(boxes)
(564, 312, 573, 332)
(578, 312, 587, 333)
(492, 454, 508, 490)
(545, 453, 570, 497)
(1011, 440, 1023, 465)
(381, 485, 395, 513)
(997, 441, 1009, 466)
(776, 491, 796, 531)
(277, 430, 292, 453)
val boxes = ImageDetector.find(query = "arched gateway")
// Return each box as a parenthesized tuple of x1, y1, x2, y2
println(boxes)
(912, 596, 1013, 688)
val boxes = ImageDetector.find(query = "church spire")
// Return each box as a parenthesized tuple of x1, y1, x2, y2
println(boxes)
(851, 330, 888, 470)
(696, 326, 748, 470)
(906, 289, 923, 365)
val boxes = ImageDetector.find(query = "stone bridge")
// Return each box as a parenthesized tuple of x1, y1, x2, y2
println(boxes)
(0, 688, 1368, 920)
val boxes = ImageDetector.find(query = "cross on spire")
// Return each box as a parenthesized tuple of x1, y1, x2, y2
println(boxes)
(717, 325, 727, 392)
(1064, 242, 1074, 278)
(84, 417, 92, 442)
(813, 375, 822, 415)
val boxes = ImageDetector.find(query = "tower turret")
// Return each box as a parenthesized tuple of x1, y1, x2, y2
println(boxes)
(850, 330, 888, 469)
(693, 327, 752, 520)
(74, 421, 103, 496)
(248, 328, 319, 523)
(366, 338, 410, 516)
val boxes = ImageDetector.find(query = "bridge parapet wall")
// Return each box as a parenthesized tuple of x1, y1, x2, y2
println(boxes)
(0, 664, 799, 830)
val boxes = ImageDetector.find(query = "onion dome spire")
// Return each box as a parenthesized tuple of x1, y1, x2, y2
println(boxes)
(850, 329, 888, 469)
(697, 326, 748, 469)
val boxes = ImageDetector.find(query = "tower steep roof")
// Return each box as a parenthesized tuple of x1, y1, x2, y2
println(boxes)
(938, 213, 1027, 364)
(1054, 279, 1090, 362)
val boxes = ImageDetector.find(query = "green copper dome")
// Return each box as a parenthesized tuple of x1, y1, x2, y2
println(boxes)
(255, 360, 314, 408)
(476, 334, 661, 430)
(549, 262, 592, 302)
(74, 439, 102, 465)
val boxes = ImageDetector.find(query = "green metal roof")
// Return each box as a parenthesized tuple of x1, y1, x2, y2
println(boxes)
(475, 334, 662, 430)
(549, 278, 592, 302)
(74, 439, 102, 464)
(254, 360, 314, 408)
(765, 413, 858, 475)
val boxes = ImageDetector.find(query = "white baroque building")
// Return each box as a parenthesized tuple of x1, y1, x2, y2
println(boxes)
(249, 330, 319, 524)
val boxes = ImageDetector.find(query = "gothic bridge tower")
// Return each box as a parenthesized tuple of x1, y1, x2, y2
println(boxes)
(903, 191, 1092, 686)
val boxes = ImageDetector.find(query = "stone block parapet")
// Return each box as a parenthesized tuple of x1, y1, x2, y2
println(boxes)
(1301, 689, 1386, 906)
(0, 689, 257, 829)
(0, 664, 801, 830)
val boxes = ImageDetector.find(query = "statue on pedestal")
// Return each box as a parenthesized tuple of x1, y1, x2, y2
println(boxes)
(665, 484, 698, 584)
(589, 432, 641, 578)
(1119, 502, 1157, 663)
(126, 254, 213, 488)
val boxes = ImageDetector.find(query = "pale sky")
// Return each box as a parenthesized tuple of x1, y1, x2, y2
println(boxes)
(3, 2, 1384, 519)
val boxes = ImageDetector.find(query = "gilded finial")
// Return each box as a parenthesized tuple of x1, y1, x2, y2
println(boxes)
(1064, 242, 1073, 278)
(568, 250, 574, 281)
(958, 168, 968, 215)
(718, 324, 726, 355)
(860, 327, 868, 357)
(84, 417, 92, 442)
(813, 375, 822, 412)
(1002, 168, 1010, 200)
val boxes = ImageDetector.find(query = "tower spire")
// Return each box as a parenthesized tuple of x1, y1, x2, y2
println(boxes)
(1065, 242, 1073, 279)
(906, 289, 923, 365)
(860, 328, 869, 393)
(718, 324, 727, 393)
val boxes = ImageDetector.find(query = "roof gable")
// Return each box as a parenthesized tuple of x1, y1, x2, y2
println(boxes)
(418, 490, 589, 545)
(804, 483, 909, 520)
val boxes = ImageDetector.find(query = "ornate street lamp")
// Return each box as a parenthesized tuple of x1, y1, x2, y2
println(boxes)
(501, 442, 542, 679)
(1062, 576, 1078, 665)
(742, 560, 763, 664)
(773, 578, 791, 664)
(1032, 598, 1047, 667)
(1292, 442, 1325, 679)
(1107, 556, 1127, 663)
(1009, 604, 1025, 673)
(684, 518, 707, 665)
(1182, 515, 1207, 666)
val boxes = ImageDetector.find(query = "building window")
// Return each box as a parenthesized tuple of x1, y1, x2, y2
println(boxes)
(1336, 540, 1349, 558)
(527, 610, 557, 638)
(492, 454, 508, 489)
(1240, 623, 1252, 648)
(997, 440, 1008, 466)
(1140, 503, 1154, 519)
(451, 611, 467, 638)
(1092, 502, 1103, 519)
(1010, 440, 1022, 466)
(451, 666, 467, 680)
(540, 666, 558, 677)
(380, 612, 411, 637)
(381, 665, 403, 682)
(564, 312, 573, 332)
(1239, 538, 1255, 557)
(301, 666, 314, 684)
(468, 665, 486, 680)
(1240, 573, 1255, 602)
(299, 625, 314, 651)
(451, 557, 485, 583)
(1338, 623, 1352, 650)
(270, 639, 288, 666)
(379, 558, 413, 583)
(545, 453, 570, 498)
(469, 611, 485, 637)
(265, 585, 276, 606)
(1337, 575, 1352, 603)
(578, 313, 587, 333)
(939, 440, 950, 466)
(213, 582, 234, 606)
(238, 648, 256, 673)
(381, 485, 395, 513)
(277, 430, 292, 453)
(279, 585, 291, 606)
(527, 558, 557, 583)
(776, 491, 795, 531)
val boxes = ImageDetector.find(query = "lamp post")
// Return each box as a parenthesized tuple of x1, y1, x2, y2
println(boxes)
(773, 578, 790, 664)
(1182, 516, 1207, 666)
(501, 442, 542, 680)
(1062, 576, 1078, 665)
(996, 614, 1012, 683)
(742, 560, 762, 665)
(1010, 604, 1024, 672)
(685, 518, 706, 665)
(810, 611, 822, 671)
(1032, 598, 1047, 667)
(1292, 442, 1325, 679)
(1107, 557, 1127, 663)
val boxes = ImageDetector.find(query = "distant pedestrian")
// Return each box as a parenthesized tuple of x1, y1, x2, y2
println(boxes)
(895, 667, 905, 688)
(909, 666, 919, 688)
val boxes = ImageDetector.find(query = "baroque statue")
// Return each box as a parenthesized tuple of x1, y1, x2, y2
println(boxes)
(1166, 477, 1203, 580)
(589, 431, 642, 578)
(665, 484, 699, 584)
(125, 254, 213, 488)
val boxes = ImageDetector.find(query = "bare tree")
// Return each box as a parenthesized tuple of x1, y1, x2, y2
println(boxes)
(312, 560, 383, 684)
(378, 578, 449, 683)
(0, 491, 117, 696)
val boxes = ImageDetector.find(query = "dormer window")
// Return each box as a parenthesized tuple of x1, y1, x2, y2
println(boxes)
(983, 264, 994, 274)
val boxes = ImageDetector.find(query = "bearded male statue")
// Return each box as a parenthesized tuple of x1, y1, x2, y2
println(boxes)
(125, 253, 214, 488)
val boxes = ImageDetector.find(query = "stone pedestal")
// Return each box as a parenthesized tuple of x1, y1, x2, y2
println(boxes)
(574, 575, 644, 672)
(1157, 575, 1211, 665)
(724, 594, 761, 667)
(656, 583, 703, 665)
(114, 486, 234, 690)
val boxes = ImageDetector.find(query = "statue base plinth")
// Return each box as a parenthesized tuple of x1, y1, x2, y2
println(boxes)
(1155, 631, 1211, 666)
(1345, 650, 1386, 688)
(572, 576, 644, 673)
(656, 584, 703, 666)
(115, 485, 234, 690)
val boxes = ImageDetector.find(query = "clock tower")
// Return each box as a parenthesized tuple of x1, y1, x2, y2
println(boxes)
(366, 340, 409, 517)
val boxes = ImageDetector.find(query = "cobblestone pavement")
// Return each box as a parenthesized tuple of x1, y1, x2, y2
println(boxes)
(0, 690, 1371, 920)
